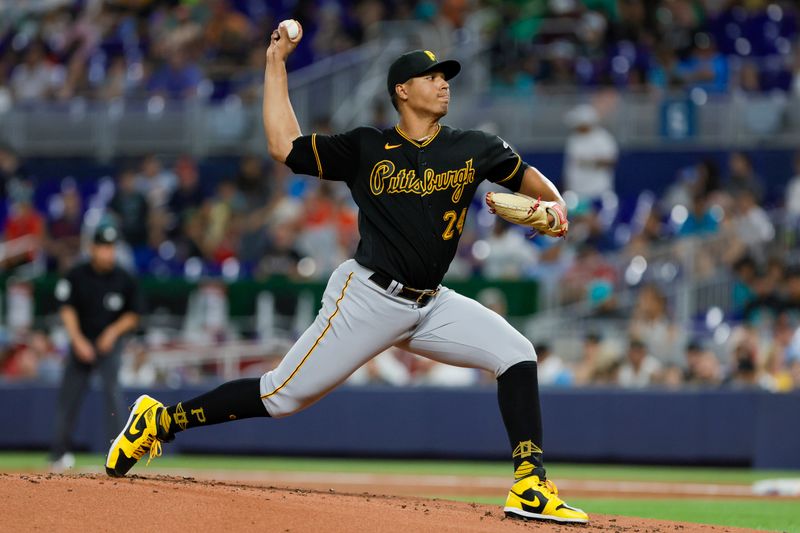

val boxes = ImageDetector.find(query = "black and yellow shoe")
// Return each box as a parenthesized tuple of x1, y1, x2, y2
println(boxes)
(105, 394, 172, 478)
(504, 475, 589, 523)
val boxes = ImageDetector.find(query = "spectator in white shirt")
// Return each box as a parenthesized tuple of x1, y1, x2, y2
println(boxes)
(734, 189, 774, 263)
(10, 43, 63, 103)
(785, 151, 800, 218)
(536, 342, 574, 387)
(563, 104, 619, 205)
(617, 337, 662, 388)
(482, 219, 538, 279)
(135, 154, 178, 209)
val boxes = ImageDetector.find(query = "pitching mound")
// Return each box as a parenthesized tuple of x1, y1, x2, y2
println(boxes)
(1, 473, 752, 532)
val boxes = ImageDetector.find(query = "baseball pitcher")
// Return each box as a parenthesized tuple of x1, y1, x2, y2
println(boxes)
(105, 20, 585, 524)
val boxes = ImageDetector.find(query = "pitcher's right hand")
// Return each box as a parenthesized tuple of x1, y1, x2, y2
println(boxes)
(267, 20, 303, 63)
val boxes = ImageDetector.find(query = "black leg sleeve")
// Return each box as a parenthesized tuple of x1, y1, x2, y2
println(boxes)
(497, 361, 546, 480)
(165, 378, 269, 435)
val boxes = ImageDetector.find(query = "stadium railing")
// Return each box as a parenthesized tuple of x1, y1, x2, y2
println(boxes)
(525, 208, 796, 362)
(3, 82, 798, 157)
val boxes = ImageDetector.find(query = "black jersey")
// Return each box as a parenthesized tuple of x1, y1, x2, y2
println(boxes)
(55, 262, 144, 341)
(285, 124, 527, 289)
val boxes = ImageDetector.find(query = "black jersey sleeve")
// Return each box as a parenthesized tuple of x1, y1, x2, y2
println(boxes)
(122, 271, 145, 315)
(284, 128, 361, 183)
(481, 134, 528, 192)
(55, 267, 79, 308)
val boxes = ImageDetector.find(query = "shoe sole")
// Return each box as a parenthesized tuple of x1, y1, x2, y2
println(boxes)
(105, 394, 151, 478)
(504, 507, 589, 524)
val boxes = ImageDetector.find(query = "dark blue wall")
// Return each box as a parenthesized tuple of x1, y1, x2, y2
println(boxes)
(4, 385, 799, 469)
(522, 148, 794, 209)
(21, 148, 795, 214)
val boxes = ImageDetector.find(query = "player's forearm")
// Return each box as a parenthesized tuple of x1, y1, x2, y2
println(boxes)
(519, 166, 566, 209)
(104, 312, 139, 338)
(60, 306, 85, 343)
(263, 55, 302, 163)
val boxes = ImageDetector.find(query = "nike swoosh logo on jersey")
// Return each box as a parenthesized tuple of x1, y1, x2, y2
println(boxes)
(384, 143, 402, 150)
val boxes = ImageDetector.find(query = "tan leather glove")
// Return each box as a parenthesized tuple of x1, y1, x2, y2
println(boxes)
(485, 192, 569, 238)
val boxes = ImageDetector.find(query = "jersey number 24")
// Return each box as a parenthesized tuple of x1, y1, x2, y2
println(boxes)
(442, 208, 467, 240)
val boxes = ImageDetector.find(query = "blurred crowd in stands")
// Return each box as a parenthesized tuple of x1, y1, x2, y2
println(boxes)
(489, 0, 799, 96)
(345, 320, 800, 392)
(0, 0, 798, 108)
(1, 132, 793, 283)
(2, 0, 800, 391)
(0, 0, 479, 106)
(2, 133, 800, 391)
(0, 139, 360, 279)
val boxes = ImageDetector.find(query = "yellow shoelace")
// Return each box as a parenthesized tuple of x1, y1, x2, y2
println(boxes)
(130, 434, 163, 466)
(541, 479, 558, 496)
(146, 439, 162, 466)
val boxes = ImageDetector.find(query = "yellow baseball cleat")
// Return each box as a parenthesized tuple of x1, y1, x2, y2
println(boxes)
(105, 394, 171, 478)
(504, 475, 589, 523)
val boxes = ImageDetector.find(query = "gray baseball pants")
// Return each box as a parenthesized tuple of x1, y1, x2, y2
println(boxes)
(260, 259, 536, 417)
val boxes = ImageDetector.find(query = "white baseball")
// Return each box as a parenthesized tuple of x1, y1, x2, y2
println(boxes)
(279, 19, 300, 41)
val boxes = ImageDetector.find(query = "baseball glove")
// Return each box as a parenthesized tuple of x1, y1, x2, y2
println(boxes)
(485, 192, 569, 238)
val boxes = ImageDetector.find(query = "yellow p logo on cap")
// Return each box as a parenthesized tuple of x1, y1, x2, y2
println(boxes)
(424, 50, 436, 61)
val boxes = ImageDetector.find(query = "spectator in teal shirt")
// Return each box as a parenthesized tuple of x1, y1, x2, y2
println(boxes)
(676, 33, 729, 94)
(679, 193, 719, 236)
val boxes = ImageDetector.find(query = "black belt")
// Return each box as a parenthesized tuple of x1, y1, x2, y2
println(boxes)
(368, 272, 438, 307)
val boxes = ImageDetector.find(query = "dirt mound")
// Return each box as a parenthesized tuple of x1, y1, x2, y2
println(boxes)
(1, 473, 756, 532)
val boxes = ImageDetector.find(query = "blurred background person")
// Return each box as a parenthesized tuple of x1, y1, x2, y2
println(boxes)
(573, 332, 606, 386)
(1, 184, 44, 272)
(49, 225, 144, 471)
(535, 342, 574, 387)
(135, 154, 177, 211)
(617, 337, 662, 389)
(482, 219, 538, 279)
(45, 182, 84, 273)
(785, 151, 800, 224)
(9, 42, 63, 104)
(629, 283, 682, 363)
(562, 104, 618, 210)
(108, 168, 150, 253)
(682, 339, 723, 388)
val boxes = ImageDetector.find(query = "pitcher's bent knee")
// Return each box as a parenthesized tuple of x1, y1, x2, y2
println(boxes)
(259, 370, 308, 418)
(495, 334, 537, 377)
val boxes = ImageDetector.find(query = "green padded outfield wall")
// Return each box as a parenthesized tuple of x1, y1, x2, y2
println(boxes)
(22, 275, 539, 319)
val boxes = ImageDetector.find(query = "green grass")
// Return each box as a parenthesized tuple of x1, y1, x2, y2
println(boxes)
(572, 498, 800, 532)
(2, 452, 798, 484)
(3, 452, 513, 474)
(4, 452, 800, 531)
(452, 496, 800, 532)
(550, 463, 800, 484)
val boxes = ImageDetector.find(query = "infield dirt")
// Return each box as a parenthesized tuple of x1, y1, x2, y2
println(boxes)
(1, 472, 765, 532)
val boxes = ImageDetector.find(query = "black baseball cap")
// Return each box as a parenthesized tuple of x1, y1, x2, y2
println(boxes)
(93, 225, 119, 245)
(387, 50, 461, 96)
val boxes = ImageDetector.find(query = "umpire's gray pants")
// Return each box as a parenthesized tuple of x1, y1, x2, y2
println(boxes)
(51, 341, 124, 459)
(260, 259, 536, 417)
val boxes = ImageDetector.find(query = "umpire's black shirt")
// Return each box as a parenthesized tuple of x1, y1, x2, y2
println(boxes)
(55, 262, 144, 341)
(286, 124, 527, 289)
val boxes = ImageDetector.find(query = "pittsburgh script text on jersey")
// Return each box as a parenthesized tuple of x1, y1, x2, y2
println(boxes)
(369, 159, 476, 203)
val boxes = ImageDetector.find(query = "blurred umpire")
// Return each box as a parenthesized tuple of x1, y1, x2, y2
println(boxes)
(50, 225, 144, 469)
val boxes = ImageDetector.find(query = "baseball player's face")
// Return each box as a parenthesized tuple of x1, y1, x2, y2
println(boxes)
(405, 71, 450, 117)
(91, 244, 116, 272)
